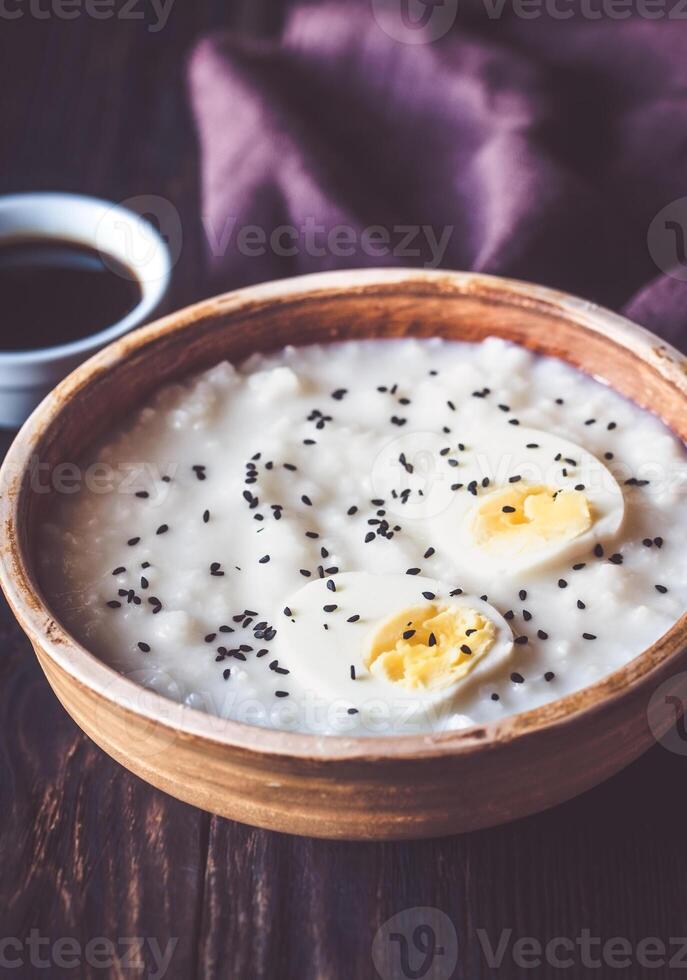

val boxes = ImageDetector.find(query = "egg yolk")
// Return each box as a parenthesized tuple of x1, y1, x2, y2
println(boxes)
(365, 604, 496, 691)
(472, 484, 592, 555)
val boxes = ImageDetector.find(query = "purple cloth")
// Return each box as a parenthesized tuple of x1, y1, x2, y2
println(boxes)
(188, 2, 687, 349)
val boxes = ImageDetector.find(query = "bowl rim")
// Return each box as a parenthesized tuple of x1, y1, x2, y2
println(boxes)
(1, 266, 686, 763)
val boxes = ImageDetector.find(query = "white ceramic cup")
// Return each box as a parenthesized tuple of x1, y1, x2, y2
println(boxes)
(0, 192, 171, 428)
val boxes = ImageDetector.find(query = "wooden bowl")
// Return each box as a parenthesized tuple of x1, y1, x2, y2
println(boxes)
(1, 268, 686, 840)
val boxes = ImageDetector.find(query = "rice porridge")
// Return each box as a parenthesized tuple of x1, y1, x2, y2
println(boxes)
(39, 338, 687, 736)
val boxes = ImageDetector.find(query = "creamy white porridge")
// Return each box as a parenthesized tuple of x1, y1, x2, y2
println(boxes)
(39, 338, 687, 736)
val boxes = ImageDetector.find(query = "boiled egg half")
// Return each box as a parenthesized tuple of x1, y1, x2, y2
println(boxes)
(274, 572, 514, 733)
(429, 425, 625, 577)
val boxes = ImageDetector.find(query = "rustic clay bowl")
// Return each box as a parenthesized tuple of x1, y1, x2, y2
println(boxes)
(1, 268, 686, 840)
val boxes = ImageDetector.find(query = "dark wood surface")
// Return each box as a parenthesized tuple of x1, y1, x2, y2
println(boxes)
(2, 5, 687, 978)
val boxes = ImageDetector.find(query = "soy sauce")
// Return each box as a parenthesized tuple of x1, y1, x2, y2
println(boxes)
(0, 238, 142, 351)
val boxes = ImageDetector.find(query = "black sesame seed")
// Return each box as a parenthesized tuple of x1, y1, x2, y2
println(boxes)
(460, 644, 472, 655)
(655, 584, 669, 594)
(306, 531, 319, 539)
(275, 691, 289, 698)
(301, 495, 312, 506)
(403, 630, 416, 640)
(127, 537, 140, 547)
(350, 665, 356, 680)
(519, 590, 527, 601)
(654, 537, 664, 548)
(523, 610, 532, 622)
(106, 600, 122, 609)
(608, 553, 623, 565)
(112, 566, 126, 576)
(138, 642, 150, 653)
(582, 632, 597, 640)
(347, 708, 359, 715)
(511, 672, 525, 683)
(326, 579, 336, 592)
(422, 591, 436, 600)
(323, 604, 337, 613)
(406, 568, 421, 576)
(508, 475, 522, 484)
(558, 579, 568, 589)
(424, 547, 435, 559)
(156, 524, 169, 535)
(572, 563, 586, 571)
(537, 630, 549, 640)
(347, 614, 360, 623)
(504, 610, 515, 620)
(514, 636, 529, 645)
(259, 555, 270, 564)
(643, 538, 653, 547)
(364, 532, 375, 544)
(491, 693, 500, 701)
(502, 506, 516, 513)
(544, 671, 555, 682)
(223, 668, 231, 680)
(203, 510, 210, 523)
(449, 588, 463, 597)
(331, 388, 347, 400)
(135, 491, 149, 499)
(594, 544, 604, 558)
(577, 600, 586, 609)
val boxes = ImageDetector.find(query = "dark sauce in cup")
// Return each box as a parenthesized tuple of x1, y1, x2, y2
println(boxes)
(0, 238, 142, 351)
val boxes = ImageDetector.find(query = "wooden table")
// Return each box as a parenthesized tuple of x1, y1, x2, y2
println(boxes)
(2, 5, 687, 977)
